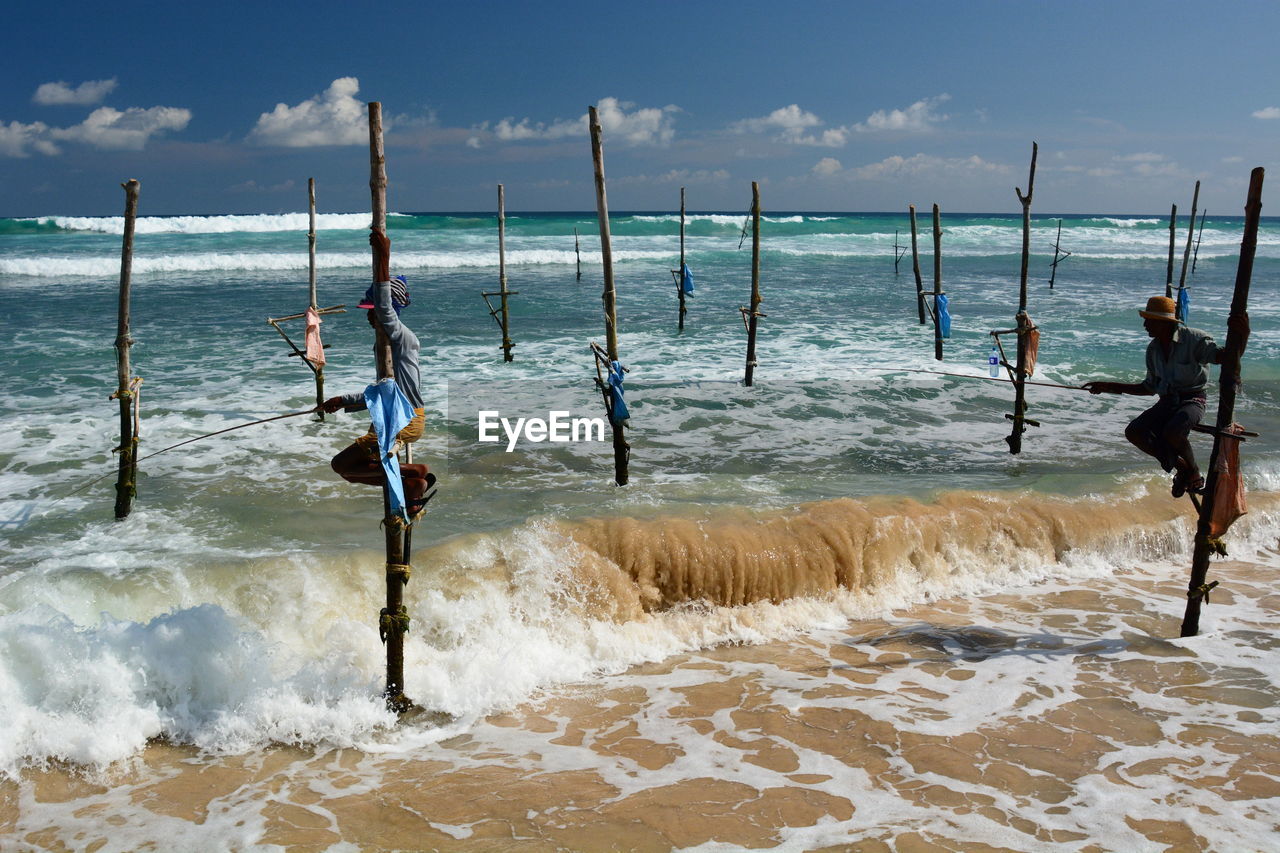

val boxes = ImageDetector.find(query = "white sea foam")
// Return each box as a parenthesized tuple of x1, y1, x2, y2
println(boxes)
(1085, 217, 1162, 227)
(24, 212, 410, 235)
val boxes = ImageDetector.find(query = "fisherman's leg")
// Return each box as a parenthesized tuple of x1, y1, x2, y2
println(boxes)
(331, 441, 385, 486)
(1125, 401, 1177, 471)
(1162, 398, 1206, 482)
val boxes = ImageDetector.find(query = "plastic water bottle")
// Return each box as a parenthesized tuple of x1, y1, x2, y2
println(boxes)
(988, 346, 1000, 378)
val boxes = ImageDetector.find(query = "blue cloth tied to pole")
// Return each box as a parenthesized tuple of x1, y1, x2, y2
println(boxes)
(1176, 286, 1190, 324)
(607, 361, 630, 423)
(681, 263, 694, 295)
(936, 293, 952, 339)
(363, 378, 415, 520)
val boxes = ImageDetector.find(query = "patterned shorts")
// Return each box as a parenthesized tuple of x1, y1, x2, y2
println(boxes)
(353, 408, 425, 459)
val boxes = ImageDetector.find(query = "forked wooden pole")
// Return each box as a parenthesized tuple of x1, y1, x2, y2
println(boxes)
(910, 205, 924, 324)
(368, 101, 411, 712)
(498, 184, 513, 361)
(589, 105, 629, 485)
(678, 186, 687, 332)
(1191, 209, 1207, 275)
(1181, 167, 1263, 637)
(112, 179, 141, 519)
(1008, 142, 1037, 454)
(744, 182, 763, 385)
(1165, 203, 1177, 298)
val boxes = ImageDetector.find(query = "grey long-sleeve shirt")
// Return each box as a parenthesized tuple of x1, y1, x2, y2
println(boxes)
(340, 279, 424, 411)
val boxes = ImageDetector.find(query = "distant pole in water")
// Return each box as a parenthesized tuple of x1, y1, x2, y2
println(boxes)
(893, 228, 908, 275)
(677, 186, 687, 332)
(931, 203, 944, 361)
(743, 182, 765, 386)
(112, 179, 141, 520)
(1048, 218, 1071, 290)
(574, 227, 582, 281)
(1175, 180, 1200, 322)
(1181, 166, 1263, 638)
(1007, 141, 1038, 455)
(589, 105, 629, 486)
(368, 101, 413, 713)
(909, 205, 924, 324)
(1165, 203, 1177, 298)
(1191, 209, 1207, 275)
(479, 184, 517, 361)
(308, 178, 326, 418)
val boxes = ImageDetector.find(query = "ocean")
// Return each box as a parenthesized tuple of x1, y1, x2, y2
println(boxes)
(1, 208, 1278, 850)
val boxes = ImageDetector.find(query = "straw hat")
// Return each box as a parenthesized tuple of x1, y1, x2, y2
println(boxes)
(1138, 295, 1178, 321)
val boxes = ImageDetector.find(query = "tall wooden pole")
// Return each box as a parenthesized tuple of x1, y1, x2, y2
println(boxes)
(931, 204, 943, 361)
(744, 182, 763, 386)
(113, 179, 140, 520)
(1180, 167, 1263, 637)
(910, 205, 924, 324)
(368, 102, 411, 711)
(1176, 180, 1201, 321)
(1192, 209, 1207, 275)
(1165, 203, 1177, 298)
(574, 228, 582, 281)
(678, 186, 687, 332)
(589, 105, 628, 486)
(308, 178, 326, 419)
(1008, 142, 1037, 454)
(498, 184, 513, 361)
(1048, 219, 1063, 289)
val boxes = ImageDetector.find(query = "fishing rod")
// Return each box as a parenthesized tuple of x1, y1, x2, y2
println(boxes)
(65, 407, 319, 499)
(892, 367, 1086, 391)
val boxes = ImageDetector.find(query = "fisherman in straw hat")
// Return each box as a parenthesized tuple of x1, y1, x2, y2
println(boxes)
(1084, 295, 1248, 498)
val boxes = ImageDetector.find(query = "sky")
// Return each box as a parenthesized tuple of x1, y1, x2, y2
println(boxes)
(2, 0, 1277, 216)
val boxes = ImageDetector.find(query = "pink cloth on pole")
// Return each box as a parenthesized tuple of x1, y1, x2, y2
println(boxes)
(304, 307, 326, 366)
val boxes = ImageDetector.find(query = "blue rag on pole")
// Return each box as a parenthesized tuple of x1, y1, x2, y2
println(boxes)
(1176, 287, 1190, 323)
(363, 378, 415, 520)
(681, 263, 694, 295)
(937, 293, 952, 339)
(607, 361, 630, 423)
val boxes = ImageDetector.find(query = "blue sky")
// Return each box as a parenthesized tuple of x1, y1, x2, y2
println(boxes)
(2, 0, 1277, 216)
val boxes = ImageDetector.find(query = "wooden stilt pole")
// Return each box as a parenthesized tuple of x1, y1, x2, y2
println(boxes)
(894, 229, 908, 275)
(910, 206, 924, 324)
(308, 178, 326, 419)
(1007, 142, 1037, 454)
(1191, 209, 1207, 275)
(498, 184, 513, 361)
(368, 101, 412, 712)
(1176, 180, 1200, 321)
(589, 105, 629, 486)
(1048, 218, 1071, 289)
(574, 228, 582, 281)
(932, 204, 943, 361)
(1165, 203, 1177, 298)
(677, 186, 687, 332)
(1180, 167, 1263, 638)
(744, 182, 763, 386)
(112, 179, 141, 520)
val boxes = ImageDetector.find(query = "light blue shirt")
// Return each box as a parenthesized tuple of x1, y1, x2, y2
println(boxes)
(1143, 325, 1221, 397)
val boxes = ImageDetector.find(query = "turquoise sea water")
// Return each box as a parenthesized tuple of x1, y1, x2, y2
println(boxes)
(0, 209, 1278, 779)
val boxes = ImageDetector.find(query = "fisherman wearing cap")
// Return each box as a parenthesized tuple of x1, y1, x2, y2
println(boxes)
(320, 231, 434, 517)
(1084, 295, 1247, 498)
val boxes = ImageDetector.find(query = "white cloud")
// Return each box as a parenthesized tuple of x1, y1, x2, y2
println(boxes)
(33, 78, 118, 106)
(613, 168, 729, 187)
(488, 97, 677, 146)
(0, 121, 59, 157)
(1252, 106, 1280, 119)
(852, 94, 950, 133)
(850, 153, 1007, 180)
(248, 77, 368, 147)
(731, 104, 847, 147)
(49, 105, 190, 150)
(1114, 152, 1165, 162)
(811, 157, 843, 177)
